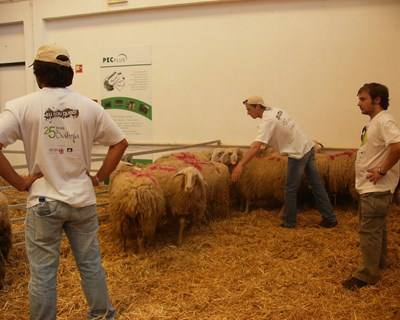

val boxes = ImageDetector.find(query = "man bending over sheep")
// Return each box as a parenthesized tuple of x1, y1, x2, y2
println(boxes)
(231, 96, 337, 228)
(0, 44, 128, 320)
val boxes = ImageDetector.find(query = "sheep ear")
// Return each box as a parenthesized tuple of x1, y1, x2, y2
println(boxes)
(197, 173, 206, 183)
(174, 172, 184, 177)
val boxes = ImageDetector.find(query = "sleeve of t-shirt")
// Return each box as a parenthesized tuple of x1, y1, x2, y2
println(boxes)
(94, 108, 126, 146)
(0, 109, 21, 147)
(254, 118, 276, 144)
(381, 119, 400, 147)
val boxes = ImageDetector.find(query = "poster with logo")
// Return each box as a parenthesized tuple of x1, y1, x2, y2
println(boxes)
(100, 46, 152, 164)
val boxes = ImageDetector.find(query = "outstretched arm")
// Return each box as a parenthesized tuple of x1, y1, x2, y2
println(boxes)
(89, 138, 129, 186)
(231, 141, 263, 182)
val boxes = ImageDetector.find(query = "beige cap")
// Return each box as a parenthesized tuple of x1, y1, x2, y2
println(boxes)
(34, 44, 71, 67)
(243, 96, 266, 107)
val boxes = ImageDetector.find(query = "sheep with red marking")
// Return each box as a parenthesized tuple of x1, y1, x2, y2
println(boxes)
(147, 164, 207, 245)
(108, 170, 165, 253)
(154, 152, 231, 218)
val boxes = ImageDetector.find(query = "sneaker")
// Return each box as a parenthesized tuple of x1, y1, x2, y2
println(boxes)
(342, 277, 368, 290)
(280, 223, 295, 229)
(319, 219, 338, 228)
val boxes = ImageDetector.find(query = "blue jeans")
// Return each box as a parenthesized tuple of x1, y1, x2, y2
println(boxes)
(25, 201, 115, 320)
(283, 148, 336, 227)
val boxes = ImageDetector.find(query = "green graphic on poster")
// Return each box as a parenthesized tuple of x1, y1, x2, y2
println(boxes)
(101, 97, 152, 120)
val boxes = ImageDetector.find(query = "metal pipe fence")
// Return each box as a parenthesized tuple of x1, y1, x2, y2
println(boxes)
(3, 140, 221, 248)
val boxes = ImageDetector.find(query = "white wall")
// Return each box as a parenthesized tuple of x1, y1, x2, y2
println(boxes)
(1, 0, 400, 150)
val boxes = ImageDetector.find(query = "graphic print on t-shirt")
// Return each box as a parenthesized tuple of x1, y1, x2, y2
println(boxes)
(43, 107, 81, 157)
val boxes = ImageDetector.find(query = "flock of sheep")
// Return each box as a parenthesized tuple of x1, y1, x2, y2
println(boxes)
(108, 146, 357, 252)
(0, 145, 358, 287)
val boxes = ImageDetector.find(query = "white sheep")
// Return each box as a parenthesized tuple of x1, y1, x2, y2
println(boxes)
(154, 153, 231, 218)
(108, 170, 165, 253)
(0, 192, 11, 289)
(147, 164, 207, 245)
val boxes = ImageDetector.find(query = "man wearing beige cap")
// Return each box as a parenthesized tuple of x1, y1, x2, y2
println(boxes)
(0, 44, 128, 319)
(231, 96, 337, 228)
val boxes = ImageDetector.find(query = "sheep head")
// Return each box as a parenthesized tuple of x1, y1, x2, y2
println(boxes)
(211, 148, 225, 162)
(221, 148, 243, 166)
(174, 167, 205, 193)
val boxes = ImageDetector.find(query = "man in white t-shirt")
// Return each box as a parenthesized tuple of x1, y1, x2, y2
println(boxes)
(231, 96, 337, 228)
(342, 83, 400, 290)
(0, 44, 128, 319)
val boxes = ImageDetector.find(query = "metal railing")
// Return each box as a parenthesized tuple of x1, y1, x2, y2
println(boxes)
(2, 140, 222, 248)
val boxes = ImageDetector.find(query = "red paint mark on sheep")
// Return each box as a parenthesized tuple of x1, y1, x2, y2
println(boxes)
(148, 164, 177, 172)
(173, 152, 209, 171)
(127, 171, 160, 188)
(329, 150, 356, 160)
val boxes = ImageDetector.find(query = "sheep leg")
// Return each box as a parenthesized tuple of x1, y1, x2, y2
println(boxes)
(123, 236, 128, 252)
(120, 221, 128, 252)
(0, 252, 5, 290)
(136, 234, 144, 254)
(244, 199, 250, 213)
(279, 204, 285, 218)
(177, 217, 186, 246)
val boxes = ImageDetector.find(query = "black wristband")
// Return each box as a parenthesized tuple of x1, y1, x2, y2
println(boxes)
(378, 167, 386, 176)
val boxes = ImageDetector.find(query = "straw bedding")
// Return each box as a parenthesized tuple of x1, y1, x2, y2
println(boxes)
(1, 187, 400, 320)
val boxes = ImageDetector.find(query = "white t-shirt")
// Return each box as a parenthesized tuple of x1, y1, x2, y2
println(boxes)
(356, 110, 400, 194)
(254, 107, 314, 159)
(0, 87, 125, 208)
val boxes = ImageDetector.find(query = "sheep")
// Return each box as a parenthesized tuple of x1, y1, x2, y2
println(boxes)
(154, 153, 231, 218)
(208, 147, 245, 210)
(237, 154, 288, 212)
(201, 161, 230, 218)
(210, 148, 226, 162)
(108, 170, 165, 253)
(219, 148, 243, 168)
(325, 150, 357, 204)
(147, 164, 207, 245)
(208, 146, 284, 212)
(0, 192, 11, 290)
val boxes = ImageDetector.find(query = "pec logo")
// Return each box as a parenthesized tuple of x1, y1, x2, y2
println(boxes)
(103, 57, 115, 63)
(102, 53, 128, 64)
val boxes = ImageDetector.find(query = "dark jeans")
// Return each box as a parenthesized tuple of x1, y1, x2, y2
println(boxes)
(282, 148, 336, 227)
